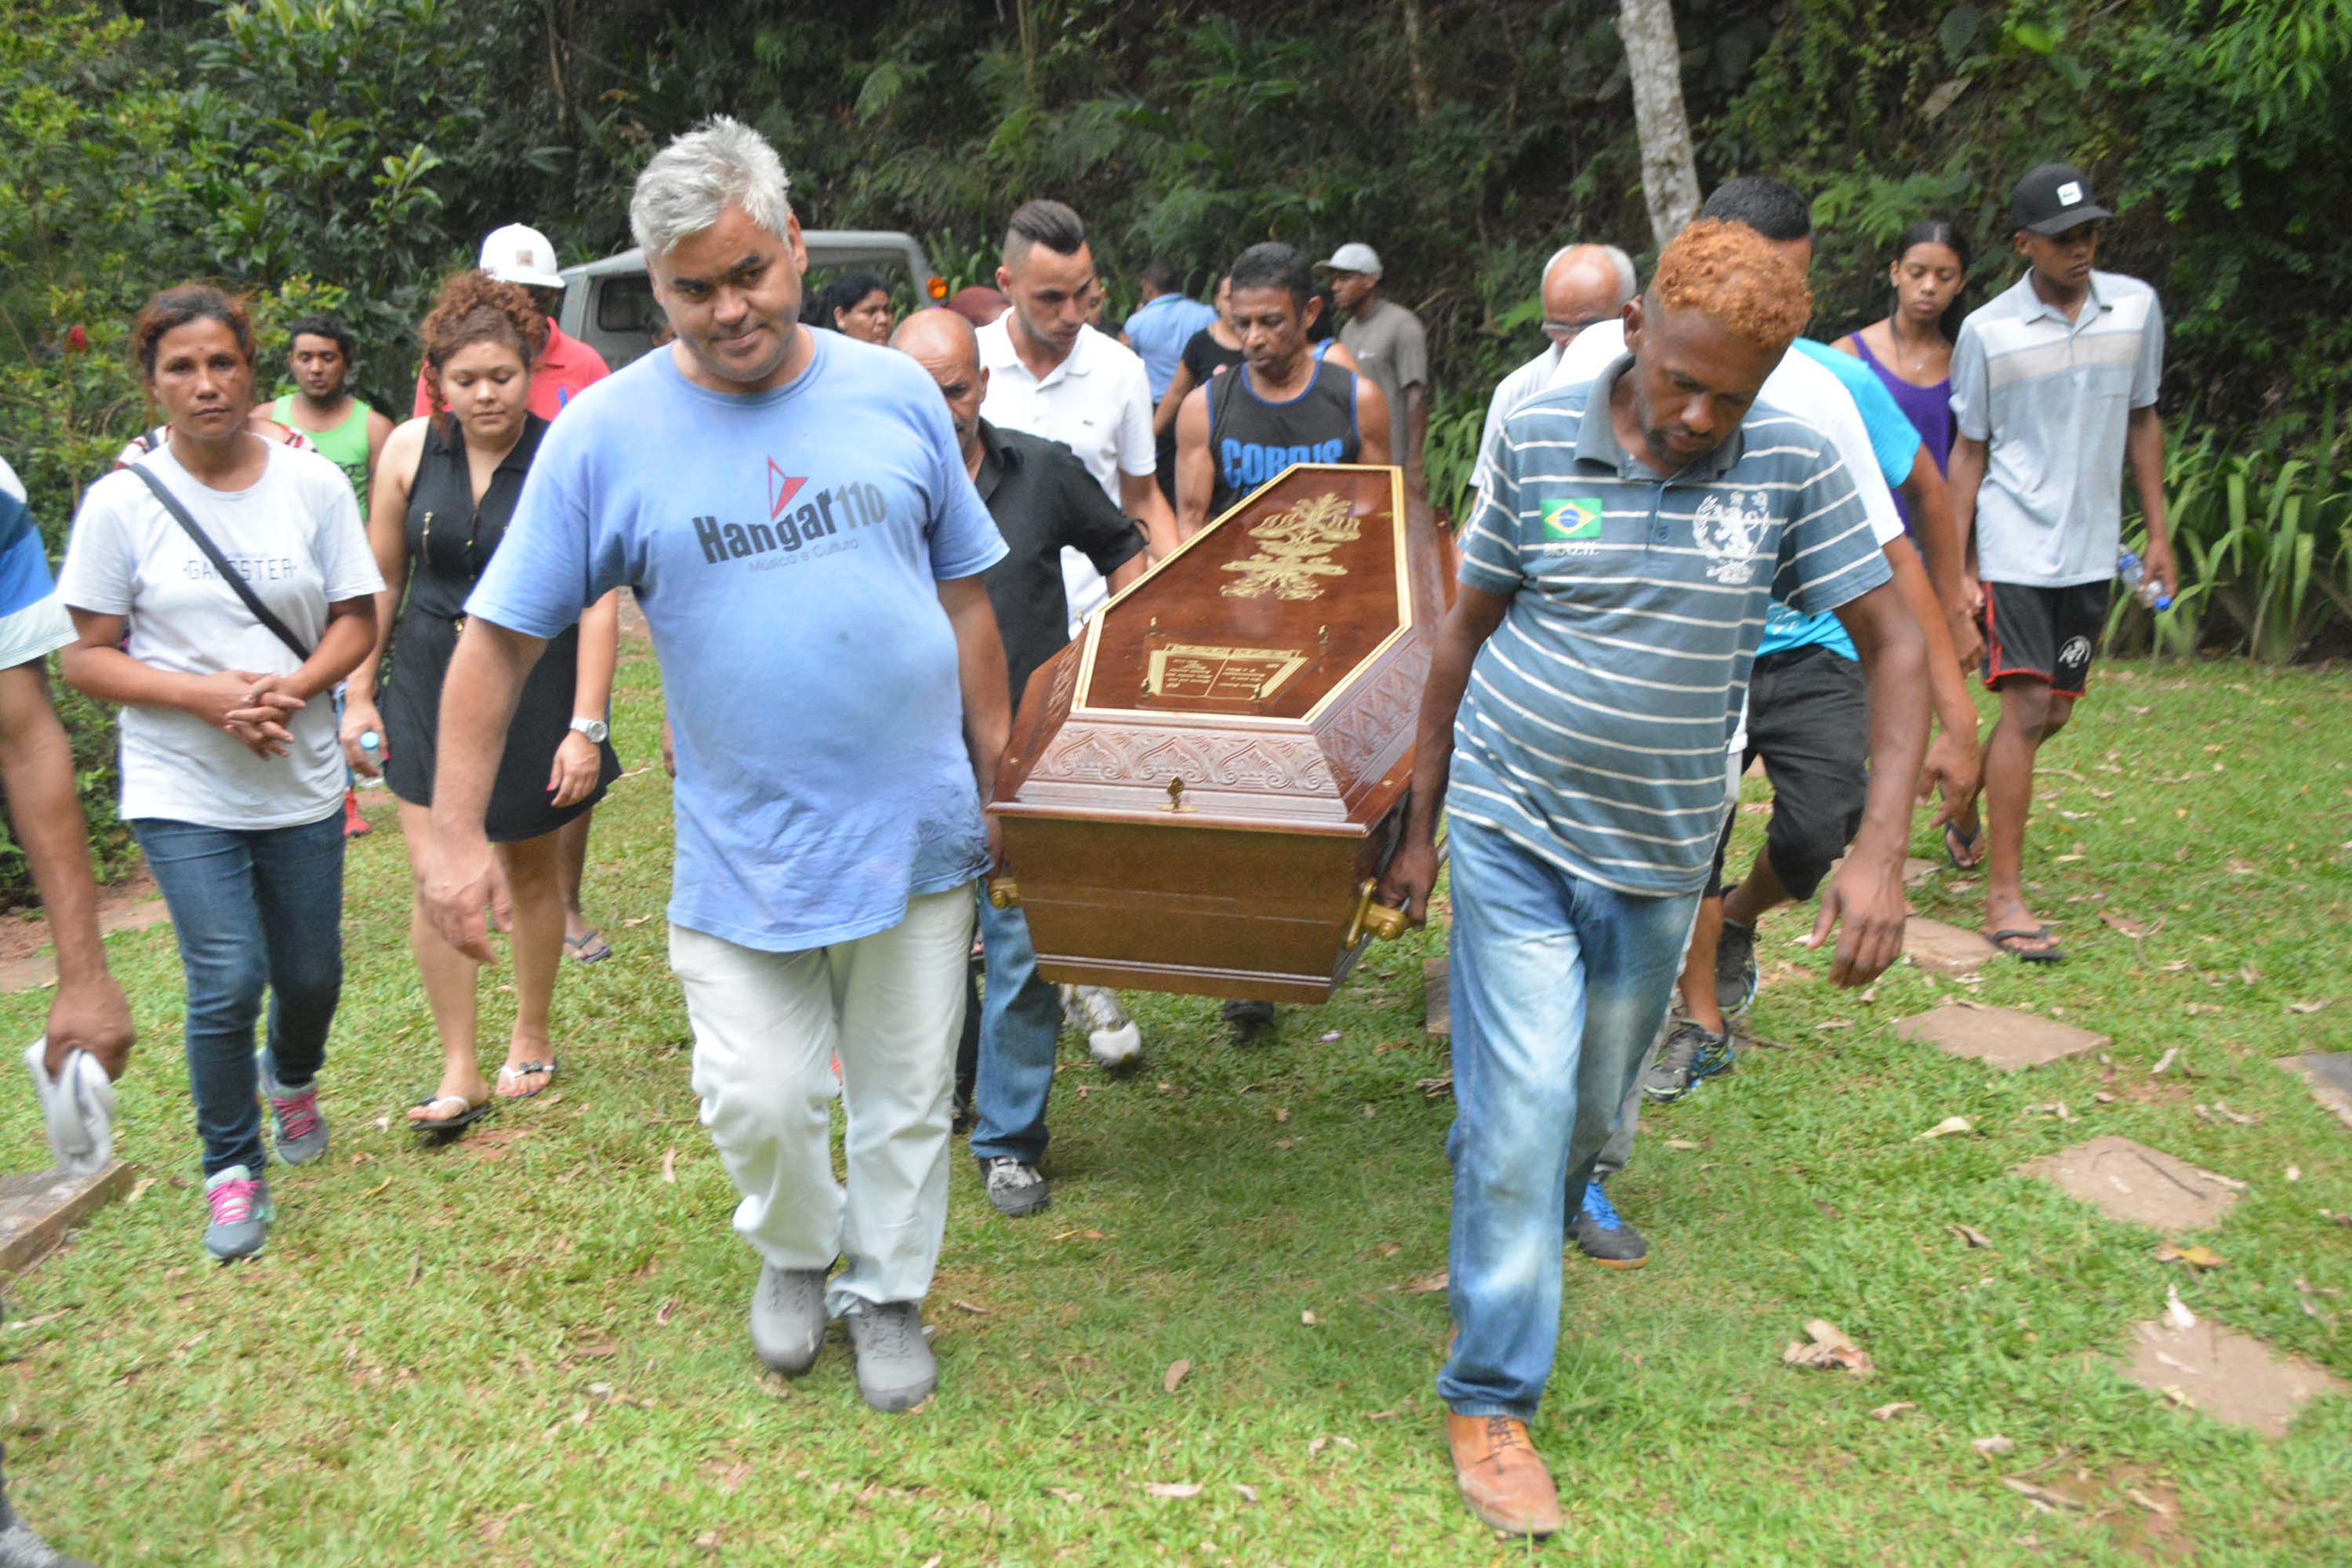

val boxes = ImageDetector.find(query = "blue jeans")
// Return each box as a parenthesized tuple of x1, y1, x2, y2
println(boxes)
(132, 813, 347, 1177)
(1438, 817, 1700, 1420)
(967, 888, 1066, 1167)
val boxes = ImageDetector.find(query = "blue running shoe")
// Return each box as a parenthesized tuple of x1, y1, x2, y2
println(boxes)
(1640, 1018, 1734, 1104)
(1568, 1181, 1647, 1268)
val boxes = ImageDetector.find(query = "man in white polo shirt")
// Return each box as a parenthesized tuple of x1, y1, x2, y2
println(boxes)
(977, 198, 1174, 1072)
(979, 200, 1178, 630)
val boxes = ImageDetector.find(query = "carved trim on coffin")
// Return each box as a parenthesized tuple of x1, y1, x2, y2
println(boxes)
(1037, 725, 1334, 795)
(1313, 642, 1431, 795)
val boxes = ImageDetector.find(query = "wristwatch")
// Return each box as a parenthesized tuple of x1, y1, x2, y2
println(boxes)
(568, 717, 610, 744)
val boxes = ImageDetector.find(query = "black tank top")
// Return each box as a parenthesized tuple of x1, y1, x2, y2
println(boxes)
(1206, 358, 1359, 516)
(401, 414, 548, 622)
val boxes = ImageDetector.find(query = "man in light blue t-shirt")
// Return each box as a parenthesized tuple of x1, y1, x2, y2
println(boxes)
(419, 119, 1011, 1416)
(1120, 260, 1218, 403)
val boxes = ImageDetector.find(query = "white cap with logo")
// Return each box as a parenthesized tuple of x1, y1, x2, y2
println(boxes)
(1314, 242, 1384, 278)
(479, 223, 565, 291)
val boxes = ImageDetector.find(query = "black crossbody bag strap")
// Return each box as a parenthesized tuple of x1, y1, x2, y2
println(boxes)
(123, 460, 313, 661)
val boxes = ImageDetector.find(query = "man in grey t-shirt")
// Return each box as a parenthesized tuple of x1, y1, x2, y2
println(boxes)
(1319, 242, 1428, 495)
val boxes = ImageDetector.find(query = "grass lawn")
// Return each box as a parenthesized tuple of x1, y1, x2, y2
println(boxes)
(2, 647, 2347, 1566)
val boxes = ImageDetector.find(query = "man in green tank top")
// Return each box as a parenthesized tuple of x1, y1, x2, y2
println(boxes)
(274, 313, 393, 505)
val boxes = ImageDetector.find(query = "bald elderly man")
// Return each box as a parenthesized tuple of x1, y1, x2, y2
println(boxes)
(892, 308, 1149, 1221)
(1381, 220, 1927, 1537)
(1475, 243, 1639, 481)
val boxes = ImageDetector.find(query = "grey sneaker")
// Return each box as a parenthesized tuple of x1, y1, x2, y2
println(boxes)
(1640, 1019, 1734, 1105)
(1067, 985, 1143, 1069)
(0, 1515, 98, 1568)
(982, 1156, 1051, 1218)
(748, 1262, 829, 1375)
(258, 1051, 328, 1166)
(201, 1165, 274, 1262)
(848, 1301, 938, 1412)
(1566, 1181, 1648, 1268)
(1714, 918, 1759, 1018)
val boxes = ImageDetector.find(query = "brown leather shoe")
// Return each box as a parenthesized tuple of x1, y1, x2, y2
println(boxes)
(1446, 1410, 1566, 1537)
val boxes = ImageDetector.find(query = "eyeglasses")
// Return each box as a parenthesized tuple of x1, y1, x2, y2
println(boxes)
(1541, 315, 1617, 345)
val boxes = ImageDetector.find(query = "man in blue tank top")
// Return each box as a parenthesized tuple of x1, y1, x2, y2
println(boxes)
(1173, 242, 1390, 539)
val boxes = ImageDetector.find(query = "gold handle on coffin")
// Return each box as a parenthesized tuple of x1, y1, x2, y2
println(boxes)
(986, 877, 1021, 910)
(1346, 878, 1410, 947)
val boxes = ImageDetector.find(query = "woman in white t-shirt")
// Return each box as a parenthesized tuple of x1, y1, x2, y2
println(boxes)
(58, 285, 383, 1264)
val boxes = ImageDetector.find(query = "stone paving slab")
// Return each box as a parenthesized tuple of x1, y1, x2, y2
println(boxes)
(0, 1160, 133, 1280)
(2016, 1136, 2241, 1231)
(1892, 1003, 2108, 1070)
(1424, 954, 1450, 1037)
(2277, 1054, 2352, 1131)
(1901, 918, 1997, 975)
(2118, 1317, 2347, 1437)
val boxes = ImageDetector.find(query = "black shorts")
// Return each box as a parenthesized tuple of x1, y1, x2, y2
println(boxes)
(1982, 580, 2111, 696)
(1708, 644, 1870, 902)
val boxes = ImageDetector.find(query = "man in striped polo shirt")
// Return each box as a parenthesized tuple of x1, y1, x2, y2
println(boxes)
(1942, 162, 2172, 963)
(1381, 221, 1929, 1537)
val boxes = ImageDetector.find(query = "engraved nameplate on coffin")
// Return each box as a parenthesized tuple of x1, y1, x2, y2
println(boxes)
(988, 464, 1440, 1004)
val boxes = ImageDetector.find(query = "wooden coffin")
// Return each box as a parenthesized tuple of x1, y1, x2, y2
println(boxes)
(987, 463, 1441, 1003)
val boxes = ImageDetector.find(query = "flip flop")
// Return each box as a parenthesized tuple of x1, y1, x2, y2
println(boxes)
(409, 1092, 492, 1135)
(1944, 820, 1985, 871)
(496, 1058, 559, 1100)
(1984, 927, 2064, 964)
(564, 930, 612, 964)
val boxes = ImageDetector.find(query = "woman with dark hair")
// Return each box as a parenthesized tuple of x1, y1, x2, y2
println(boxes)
(57, 283, 383, 1261)
(340, 270, 620, 1136)
(815, 270, 894, 344)
(1836, 220, 1972, 480)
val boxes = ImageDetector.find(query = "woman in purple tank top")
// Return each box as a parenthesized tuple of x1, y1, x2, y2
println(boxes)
(1837, 220, 1971, 485)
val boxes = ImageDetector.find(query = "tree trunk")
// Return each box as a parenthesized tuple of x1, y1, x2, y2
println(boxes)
(1616, 0, 1701, 250)
(1399, 0, 1436, 124)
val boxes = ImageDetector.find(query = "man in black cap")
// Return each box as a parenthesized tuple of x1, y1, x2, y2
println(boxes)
(1943, 162, 2174, 963)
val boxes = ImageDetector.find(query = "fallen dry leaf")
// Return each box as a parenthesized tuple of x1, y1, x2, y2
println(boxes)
(1951, 1223, 1994, 1250)
(1916, 1116, 1974, 1140)
(1163, 1359, 1191, 1394)
(1374, 1040, 1409, 1054)
(1051, 1229, 1109, 1242)
(1046, 1487, 1083, 1504)
(125, 1176, 155, 1206)
(1394, 1271, 1448, 1295)
(1972, 1435, 2016, 1457)
(693, 1530, 721, 1551)
(918, 1556, 943, 1568)
(1232, 1483, 1260, 1504)
(951, 1298, 990, 1316)
(1815, 1018, 1853, 1032)
(1870, 1401, 1918, 1421)
(1301, 1310, 1319, 1326)
(1318, 1029, 1342, 1043)
(2002, 1477, 2084, 1513)
(2098, 912, 2150, 939)
(656, 1299, 677, 1327)
(661, 1148, 677, 1184)
(1373, 1240, 1403, 1258)
(1274, 1107, 1290, 1123)
(2154, 1243, 2226, 1271)
(2287, 999, 2331, 1015)
(2150, 1047, 2181, 1076)
(1783, 1319, 1872, 1375)
(1145, 1482, 1202, 1500)
(1664, 1138, 1702, 1152)
(2285, 1165, 2302, 1183)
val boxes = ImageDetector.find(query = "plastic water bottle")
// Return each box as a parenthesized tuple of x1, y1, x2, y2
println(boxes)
(357, 729, 386, 789)
(2117, 549, 2171, 612)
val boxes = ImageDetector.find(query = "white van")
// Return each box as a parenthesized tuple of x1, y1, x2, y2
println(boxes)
(557, 230, 945, 370)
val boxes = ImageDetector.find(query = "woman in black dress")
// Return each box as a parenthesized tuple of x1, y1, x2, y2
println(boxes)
(339, 271, 619, 1131)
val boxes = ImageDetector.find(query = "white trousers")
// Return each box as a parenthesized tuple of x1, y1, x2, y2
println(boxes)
(670, 887, 974, 1317)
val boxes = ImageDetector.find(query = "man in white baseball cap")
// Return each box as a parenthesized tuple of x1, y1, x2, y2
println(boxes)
(410, 223, 611, 422)
(1316, 241, 1428, 499)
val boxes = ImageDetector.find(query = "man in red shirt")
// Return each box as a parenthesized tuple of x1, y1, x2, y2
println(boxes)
(410, 223, 616, 962)
(409, 223, 611, 419)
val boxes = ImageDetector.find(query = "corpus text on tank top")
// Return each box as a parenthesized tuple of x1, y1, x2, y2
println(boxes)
(1207, 358, 1360, 515)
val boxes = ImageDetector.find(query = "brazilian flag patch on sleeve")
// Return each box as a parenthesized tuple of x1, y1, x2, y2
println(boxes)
(1539, 496, 1604, 541)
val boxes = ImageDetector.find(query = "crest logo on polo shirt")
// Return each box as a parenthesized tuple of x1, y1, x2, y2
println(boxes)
(1693, 489, 1769, 584)
(1539, 497, 1604, 541)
